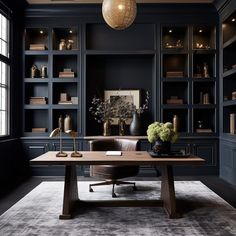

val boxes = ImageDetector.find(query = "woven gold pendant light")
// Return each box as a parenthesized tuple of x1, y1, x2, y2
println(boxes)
(102, 0, 137, 30)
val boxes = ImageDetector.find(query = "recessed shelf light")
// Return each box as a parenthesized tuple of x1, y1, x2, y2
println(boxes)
(199, 29, 203, 33)
(39, 30, 44, 34)
(169, 29, 172, 33)
(232, 18, 236, 22)
(69, 30, 73, 34)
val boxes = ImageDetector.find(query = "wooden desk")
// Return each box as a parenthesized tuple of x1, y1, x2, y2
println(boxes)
(30, 151, 205, 219)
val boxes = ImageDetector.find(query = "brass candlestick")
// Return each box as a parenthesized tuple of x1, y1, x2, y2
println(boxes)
(49, 128, 68, 157)
(65, 130, 82, 157)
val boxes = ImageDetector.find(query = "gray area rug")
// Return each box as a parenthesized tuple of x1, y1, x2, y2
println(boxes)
(0, 181, 235, 236)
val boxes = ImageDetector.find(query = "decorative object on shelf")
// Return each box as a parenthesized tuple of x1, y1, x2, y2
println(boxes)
(58, 93, 72, 104)
(66, 39, 74, 50)
(65, 130, 82, 157)
(147, 122, 178, 154)
(224, 96, 228, 101)
(166, 96, 183, 104)
(64, 114, 72, 132)
(71, 97, 78, 104)
(129, 91, 149, 136)
(203, 62, 210, 78)
(173, 115, 179, 132)
(31, 65, 39, 78)
(118, 118, 126, 136)
(232, 91, 236, 100)
(102, 0, 137, 30)
(59, 39, 66, 50)
(104, 89, 140, 125)
(49, 128, 67, 157)
(89, 97, 116, 136)
(230, 113, 236, 135)
(129, 110, 142, 136)
(195, 43, 210, 49)
(203, 93, 210, 104)
(103, 119, 111, 136)
(41, 66, 47, 78)
(164, 40, 183, 49)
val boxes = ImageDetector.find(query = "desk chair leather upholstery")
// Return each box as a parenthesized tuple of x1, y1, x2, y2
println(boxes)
(89, 139, 139, 197)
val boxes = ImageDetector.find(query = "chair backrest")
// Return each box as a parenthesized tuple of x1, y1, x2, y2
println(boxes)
(89, 139, 138, 151)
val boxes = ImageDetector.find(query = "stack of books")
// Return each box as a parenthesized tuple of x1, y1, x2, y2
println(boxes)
(29, 97, 47, 105)
(59, 68, 75, 78)
(196, 129, 213, 133)
(32, 128, 47, 133)
(166, 71, 184, 78)
(29, 44, 46, 50)
(166, 96, 183, 104)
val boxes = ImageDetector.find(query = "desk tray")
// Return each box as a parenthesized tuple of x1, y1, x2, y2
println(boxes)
(148, 151, 190, 158)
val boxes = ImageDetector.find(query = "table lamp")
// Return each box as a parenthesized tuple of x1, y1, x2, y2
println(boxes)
(65, 130, 82, 157)
(49, 128, 68, 157)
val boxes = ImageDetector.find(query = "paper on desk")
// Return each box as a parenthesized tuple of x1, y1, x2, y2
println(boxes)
(105, 151, 122, 156)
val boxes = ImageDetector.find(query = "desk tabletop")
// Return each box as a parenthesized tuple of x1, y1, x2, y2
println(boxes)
(30, 151, 205, 166)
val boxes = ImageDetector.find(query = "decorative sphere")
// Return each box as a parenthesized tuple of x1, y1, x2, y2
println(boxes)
(102, 0, 137, 30)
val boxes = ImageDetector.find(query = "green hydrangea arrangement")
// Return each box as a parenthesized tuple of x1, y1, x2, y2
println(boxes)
(147, 122, 179, 143)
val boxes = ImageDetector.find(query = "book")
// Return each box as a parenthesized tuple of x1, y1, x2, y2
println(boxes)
(71, 97, 78, 104)
(32, 128, 47, 132)
(29, 44, 46, 50)
(166, 71, 184, 78)
(196, 129, 213, 133)
(58, 101, 73, 104)
(166, 99, 183, 104)
(106, 151, 122, 156)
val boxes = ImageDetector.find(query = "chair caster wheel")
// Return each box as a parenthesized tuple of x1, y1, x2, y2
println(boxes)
(89, 187, 94, 192)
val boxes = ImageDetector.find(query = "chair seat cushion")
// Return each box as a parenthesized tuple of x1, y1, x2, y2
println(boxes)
(92, 165, 139, 180)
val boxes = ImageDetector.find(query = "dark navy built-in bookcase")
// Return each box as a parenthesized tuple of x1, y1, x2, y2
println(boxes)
(21, 3, 220, 177)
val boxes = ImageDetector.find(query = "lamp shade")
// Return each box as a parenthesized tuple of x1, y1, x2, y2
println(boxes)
(102, 0, 137, 30)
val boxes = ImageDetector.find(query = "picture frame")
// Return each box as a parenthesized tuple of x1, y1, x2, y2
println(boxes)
(104, 89, 140, 125)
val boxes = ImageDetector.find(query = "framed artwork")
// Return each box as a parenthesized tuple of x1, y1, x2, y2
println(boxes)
(104, 89, 140, 125)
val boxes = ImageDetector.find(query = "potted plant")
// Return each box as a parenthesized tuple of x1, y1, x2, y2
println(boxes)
(89, 97, 116, 136)
(147, 121, 179, 154)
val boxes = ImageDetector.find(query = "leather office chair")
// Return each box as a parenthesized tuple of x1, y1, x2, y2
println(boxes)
(89, 138, 139, 197)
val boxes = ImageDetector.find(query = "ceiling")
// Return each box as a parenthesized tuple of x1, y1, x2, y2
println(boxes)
(26, 0, 214, 4)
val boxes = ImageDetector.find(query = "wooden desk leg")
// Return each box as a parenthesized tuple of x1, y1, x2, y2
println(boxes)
(59, 165, 78, 219)
(161, 165, 178, 218)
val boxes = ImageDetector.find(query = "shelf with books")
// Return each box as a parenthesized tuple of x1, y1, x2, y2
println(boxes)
(25, 28, 49, 51)
(52, 55, 78, 78)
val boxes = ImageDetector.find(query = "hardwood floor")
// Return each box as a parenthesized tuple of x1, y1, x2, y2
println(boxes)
(0, 176, 235, 216)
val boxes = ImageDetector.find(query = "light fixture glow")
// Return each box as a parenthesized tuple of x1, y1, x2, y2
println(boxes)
(169, 29, 172, 33)
(118, 4, 124, 10)
(39, 30, 44, 34)
(199, 29, 203, 33)
(232, 18, 236, 22)
(69, 30, 73, 34)
(102, 0, 137, 30)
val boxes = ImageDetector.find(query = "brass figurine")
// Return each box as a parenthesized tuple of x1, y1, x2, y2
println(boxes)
(65, 130, 82, 157)
(49, 127, 68, 157)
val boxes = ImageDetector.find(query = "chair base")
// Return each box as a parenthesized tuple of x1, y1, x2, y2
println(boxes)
(89, 180, 137, 198)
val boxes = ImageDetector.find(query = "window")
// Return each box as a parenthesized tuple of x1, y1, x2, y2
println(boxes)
(0, 11, 10, 136)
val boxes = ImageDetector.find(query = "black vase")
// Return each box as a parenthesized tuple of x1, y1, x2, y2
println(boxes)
(152, 140, 171, 154)
(129, 111, 141, 136)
